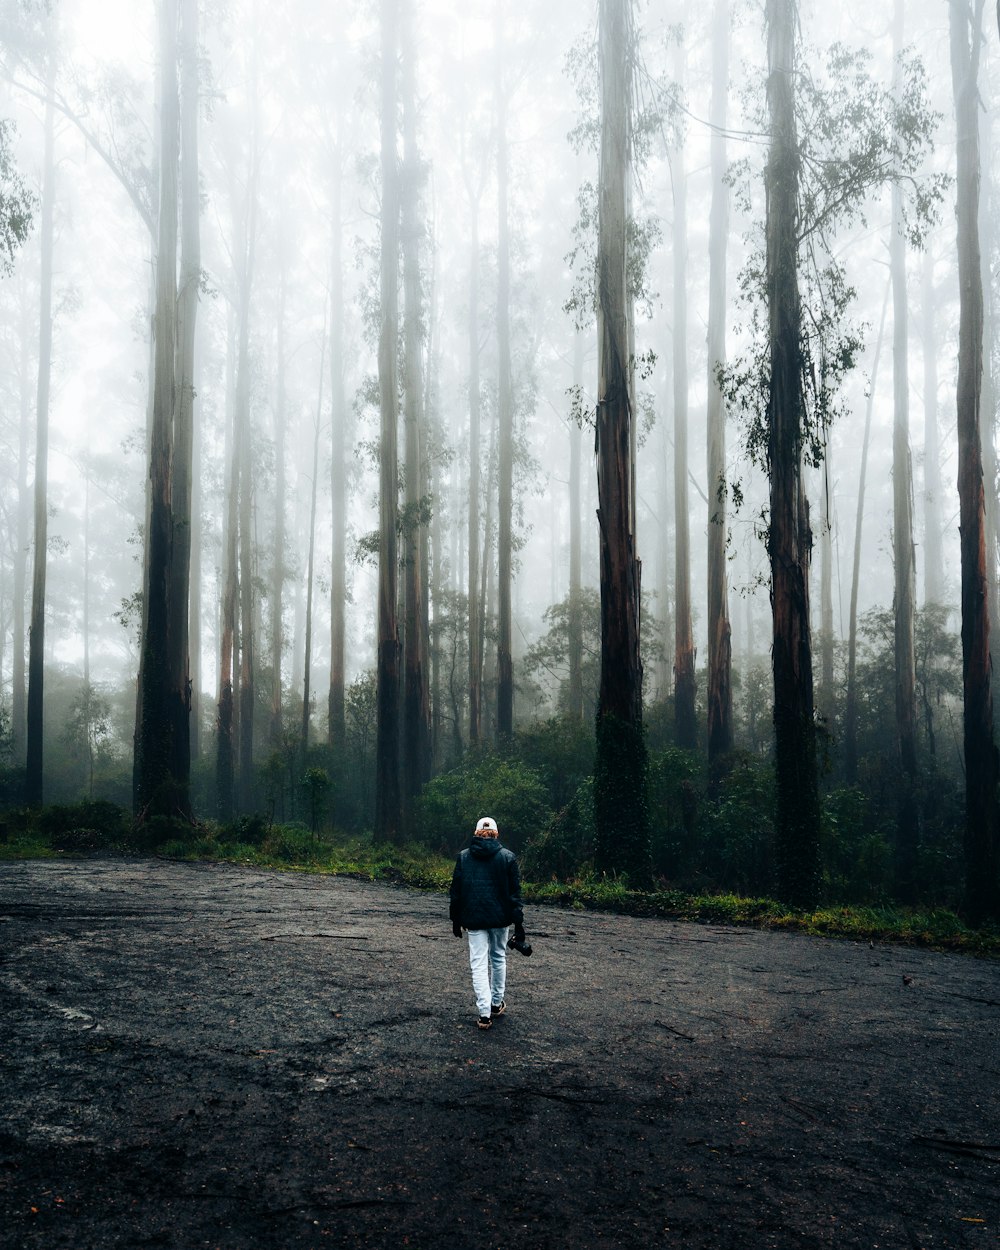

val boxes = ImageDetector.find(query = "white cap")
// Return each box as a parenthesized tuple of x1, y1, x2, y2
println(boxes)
(474, 816, 498, 836)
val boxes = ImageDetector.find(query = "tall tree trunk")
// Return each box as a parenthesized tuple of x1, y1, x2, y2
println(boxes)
(568, 330, 584, 723)
(495, 3, 514, 742)
(235, 61, 260, 814)
(401, 0, 431, 827)
(375, 0, 402, 843)
(890, 0, 919, 899)
(921, 248, 944, 607)
(979, 100, 999, 650)
(467, 207, 482, 747)
(301, 350, 324, 756)
(167, 0, 199, 811)
(216, 309, 239, 820)
(137, 0, 180, 819)
(657, 369, 673, 698)
(593, 0, 650, 884)
(190, 322, 203, 761)
(844, 280, 889, 784)
(950, 0, 1000, 923)
(25, 53, 56, 808)
(766, 0, 821, 908)
(13, 289, 30, 767)
(270, 266, 288, 748)
(328, 153, 347, 755)
(671, 56, 696, 752)
(705, 0, 733, 769)
(819, 463, 834, 720)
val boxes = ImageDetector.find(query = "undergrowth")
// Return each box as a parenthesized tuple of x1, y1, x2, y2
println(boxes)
(2, 814, 997, 957)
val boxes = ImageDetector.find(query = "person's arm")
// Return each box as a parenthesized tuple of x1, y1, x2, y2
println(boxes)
(449, 854, 464, 935)
(508, 853, 524, 934)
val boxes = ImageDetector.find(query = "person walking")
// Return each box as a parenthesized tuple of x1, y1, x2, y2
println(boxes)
(449, 816, 527, 1030)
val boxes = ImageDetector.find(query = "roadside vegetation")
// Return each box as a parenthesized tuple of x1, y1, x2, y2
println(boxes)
(2, 778, 996, 958)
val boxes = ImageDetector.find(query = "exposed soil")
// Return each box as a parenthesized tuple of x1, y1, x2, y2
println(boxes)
(0, 858, 998, 1249)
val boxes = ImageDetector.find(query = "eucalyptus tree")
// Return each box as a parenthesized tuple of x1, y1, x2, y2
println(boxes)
(949, 0, 1000, 922)
(400, 0, 431, 824)
(25, 31, 55, 807)
(136, 0, 180, 819)
(375, 0, 401, 842)
(495, 2, 514, 742)
(670, 38, 695, 753)
(921, 247, 944, 609)
(705, 0, 733, 769)
(593, 0, 650, 884)
(723, 13, 941, 906)
(889, 0, 919, 900)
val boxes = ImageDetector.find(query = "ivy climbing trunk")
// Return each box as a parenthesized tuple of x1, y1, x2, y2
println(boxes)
(593, 0, 650, 885)
(765, 0, 821, 908)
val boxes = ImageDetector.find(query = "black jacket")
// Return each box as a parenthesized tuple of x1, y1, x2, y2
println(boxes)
(449, 837, 524, 931)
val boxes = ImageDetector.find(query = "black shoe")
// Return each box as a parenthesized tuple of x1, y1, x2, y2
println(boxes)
(478, 1015, 493, 1030)
(491, 1000, 506, 1017)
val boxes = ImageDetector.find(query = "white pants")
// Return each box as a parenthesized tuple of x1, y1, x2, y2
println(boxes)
(467, 927, 509, 1018)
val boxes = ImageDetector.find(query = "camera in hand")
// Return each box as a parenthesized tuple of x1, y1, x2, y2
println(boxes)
(507, 934, 533, 956)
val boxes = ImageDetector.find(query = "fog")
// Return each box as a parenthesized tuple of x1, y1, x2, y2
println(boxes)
(0, 0, 997, 848)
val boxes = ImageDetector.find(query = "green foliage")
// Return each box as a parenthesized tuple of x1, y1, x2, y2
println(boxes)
(35, 799, 131, 849)
(522, 778, 595, 882)
(302, 767, 331, 835)
(0, 118, 34, 273)
(722, 41, 944, 487)
(414, 752, 553, 855)
(511, 717, 594, 811)
(593, 713, 651, 886)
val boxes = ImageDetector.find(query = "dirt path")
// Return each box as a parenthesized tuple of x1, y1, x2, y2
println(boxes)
(0, 859, 997, 1249)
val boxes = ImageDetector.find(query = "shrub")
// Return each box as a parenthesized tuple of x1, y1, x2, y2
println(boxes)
(521, 778, 595, 880)
(262, 824, 323, 863)
(415, 753, 553, 855)
(36, 799, 131, 849)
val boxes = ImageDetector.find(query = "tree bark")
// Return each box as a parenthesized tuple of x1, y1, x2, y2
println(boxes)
(137, 0, 179, 819)
(495, 2, 514, 742)
(270, 266, 288, 749)
(401, 0, 431, 827)
(921, 248, 944, 608)
(216, 309, 239, 820)
(949, 0, 1000, 923)
(13, 287, 31, 767)
(890, 0, 919, 899)
(25, 52, 56, 808)
(235, 52, 260, 815)
(375, 0, 402, 843)
(166, 0, 199, 811)
(766, 0, 821, 908)
(671, 53, 696, 753)
(979, 99, 999, 655)
(568, 330, 584, 723)
(705, 0, 733, 769)
(593, 0, 650, 884)
(328, 152, 347, 755)
(844, 281, 889, 784)
(467, 207, 483, 747)
(301, 348, 324, 757)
